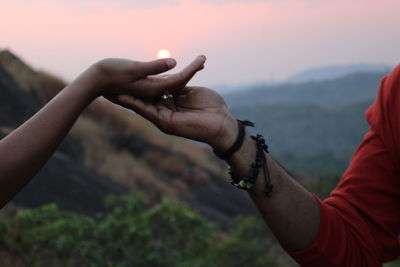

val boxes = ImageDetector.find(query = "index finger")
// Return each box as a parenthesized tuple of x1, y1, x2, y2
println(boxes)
(135, 58, 177, 77)
(175, 55, 206, 85)
(130, 55, 206, 97)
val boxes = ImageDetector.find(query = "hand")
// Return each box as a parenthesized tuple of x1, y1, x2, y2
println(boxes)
(109, 86, 239, 153)
(87, 56, 206, 99)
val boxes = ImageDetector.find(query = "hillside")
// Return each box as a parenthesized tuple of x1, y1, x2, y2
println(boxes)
(224, 70, 390, 177)
(1, 50, 399, 266)
(224, 72, 385, 107)
(231, 100, 371, 177)
(0, 50, 257, 223)
(287, 64, 392, 83)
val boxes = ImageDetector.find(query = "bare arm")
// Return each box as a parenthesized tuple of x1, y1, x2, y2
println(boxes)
(112, 86, 320, 252)
(0, 69, 98, 207)
(0, 56, 206, 208)
(227, 132, 319, 251)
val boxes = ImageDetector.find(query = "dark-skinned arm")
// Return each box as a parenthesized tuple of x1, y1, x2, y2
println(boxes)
(0, 56, 206, 208)
(111, 85, 320, 252)
(225, 131, 320, 251)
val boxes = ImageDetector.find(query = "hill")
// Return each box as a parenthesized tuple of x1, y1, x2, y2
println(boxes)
(223, 72, 385, 107)
(287, 64, 392, 83)
(231, 100, 371, 177)
(0, 50, 257, 223)
(224, 70, 390, 177)
(1, 50, 399, 266)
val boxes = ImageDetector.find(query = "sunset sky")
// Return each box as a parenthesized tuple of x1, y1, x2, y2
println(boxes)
(1, 0, 399, 87)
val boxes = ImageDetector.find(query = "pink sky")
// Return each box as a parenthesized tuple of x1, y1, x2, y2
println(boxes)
(0, 0, 399, 86)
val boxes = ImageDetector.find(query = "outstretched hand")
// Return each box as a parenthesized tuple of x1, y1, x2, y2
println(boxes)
(109, 86, 238, 153)
(89, 55, 206, 99)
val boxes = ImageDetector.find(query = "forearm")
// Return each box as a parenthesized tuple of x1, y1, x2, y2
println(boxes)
(0, 68, 98, 207)
(227, 134, 320, 251)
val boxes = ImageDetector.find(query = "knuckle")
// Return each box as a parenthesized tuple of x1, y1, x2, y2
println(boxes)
(177, 71, 186, 81)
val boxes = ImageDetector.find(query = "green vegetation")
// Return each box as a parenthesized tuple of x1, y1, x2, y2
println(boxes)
(308, 174, 341, 200)
(0, 193, 295, 267)
(1, 50, 398, 266)
(1, 175, 399, 266)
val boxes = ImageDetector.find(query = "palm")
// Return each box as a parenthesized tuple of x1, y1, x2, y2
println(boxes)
(157, 87, 228, 141)
(116, 87, 235, 149)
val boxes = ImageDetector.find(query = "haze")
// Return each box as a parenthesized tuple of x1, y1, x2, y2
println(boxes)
(1, 0, 399, 87)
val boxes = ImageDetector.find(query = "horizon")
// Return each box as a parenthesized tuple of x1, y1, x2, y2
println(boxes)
(1, 0, 399, 89)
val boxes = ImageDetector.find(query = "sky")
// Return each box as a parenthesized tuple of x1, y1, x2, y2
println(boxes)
(0, 0, 400, 87)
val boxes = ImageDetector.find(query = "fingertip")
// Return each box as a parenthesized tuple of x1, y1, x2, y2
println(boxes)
(165, 58, 177, 69)
(197, 55, 206, 64)
(141, 58, 177, 76)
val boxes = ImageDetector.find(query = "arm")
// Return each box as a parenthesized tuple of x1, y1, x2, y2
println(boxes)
(227, 133, 320, 251)
(112, 82, 399, 266)
(0, 56, 206, 208)
(111, 86, 319, 252)
(0, 68, 97, 207)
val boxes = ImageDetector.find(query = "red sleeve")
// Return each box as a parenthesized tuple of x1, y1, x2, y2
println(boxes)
(288, 65, 400, 267)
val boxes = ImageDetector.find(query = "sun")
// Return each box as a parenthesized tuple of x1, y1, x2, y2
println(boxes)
(157, 49, 171, 59)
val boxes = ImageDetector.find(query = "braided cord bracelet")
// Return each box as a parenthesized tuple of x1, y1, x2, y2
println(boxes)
(216, 119, 273, 197)
(229, 134, 273, 197)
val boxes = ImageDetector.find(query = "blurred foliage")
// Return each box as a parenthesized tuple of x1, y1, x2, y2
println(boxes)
(4, 177, 398, 266)
(384, 259, 400, 267)
(0, 193, 295, 267)
(307, 174, 342, 200)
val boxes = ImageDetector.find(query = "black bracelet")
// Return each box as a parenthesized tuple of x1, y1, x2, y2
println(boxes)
(215, 120, 246, 160)
(229, 134, 273, 197)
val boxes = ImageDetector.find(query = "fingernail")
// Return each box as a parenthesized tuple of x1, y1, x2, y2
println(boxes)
(166, 58, 176, 68)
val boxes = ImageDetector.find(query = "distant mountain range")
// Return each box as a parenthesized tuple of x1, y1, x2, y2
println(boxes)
(223, 72, 386, 108)
(0, 49, 394, 207)
(287, 64, 393, 83)
(223, 68, 392, 177)
(217, 63, 393, 93)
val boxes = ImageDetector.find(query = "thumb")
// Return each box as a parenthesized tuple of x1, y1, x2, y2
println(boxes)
(136, 58, 177, 77)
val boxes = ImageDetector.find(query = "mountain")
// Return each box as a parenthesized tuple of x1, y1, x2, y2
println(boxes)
(1, 48, 390, 217)
(224, 69, 391, 177)
(286, 64, 393, 83)
(213, 64, 391, 95)
(287, 64, 392, 83)
(0, 50, 257, 223)
(0, 63, 127, 215)
(231, 100, 371, 177)
(223, 72, 385, 108)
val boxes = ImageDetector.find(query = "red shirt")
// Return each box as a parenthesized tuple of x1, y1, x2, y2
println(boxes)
(289, 65, 400, 266)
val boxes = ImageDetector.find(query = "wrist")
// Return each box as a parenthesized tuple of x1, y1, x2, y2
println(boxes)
(209, 114, 238, 153)
(83, 64, 105, 98)
(226, 134, 257, 176)
(65, 66, 102, 103)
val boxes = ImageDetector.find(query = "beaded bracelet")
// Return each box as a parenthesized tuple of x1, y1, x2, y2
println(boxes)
(229, 134, 273, 197)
